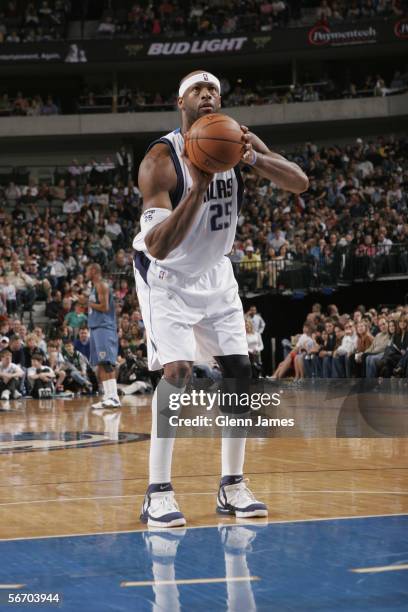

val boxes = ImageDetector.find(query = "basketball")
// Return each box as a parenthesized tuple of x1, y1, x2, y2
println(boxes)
(185, 113, 244, 173)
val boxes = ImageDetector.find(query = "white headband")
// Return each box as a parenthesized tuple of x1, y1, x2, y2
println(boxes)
(179, 72, 221, 98)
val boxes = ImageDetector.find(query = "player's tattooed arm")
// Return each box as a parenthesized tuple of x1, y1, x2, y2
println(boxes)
(139, 143, 213, 260)
(88, 281, 110, 313)
(240, 125, 309, 194)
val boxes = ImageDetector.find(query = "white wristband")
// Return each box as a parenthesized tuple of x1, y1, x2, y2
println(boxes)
(246, 149, 258, 166)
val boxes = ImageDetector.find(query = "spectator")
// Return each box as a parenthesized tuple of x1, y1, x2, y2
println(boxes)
(116, 146, 132, 184)
(377, 316, 408, 377)
(45, 289, 64, 324)
(33, 326, 48, 353)
(5, 182, 22, 204)
(317, 319, 337, 378)
(41, 96, 59, 115)
(293, 323, 315, 380)
(245, 305, 266, 335)
(46, 342, 66, 393)
(268, 228, 287, 252)
(272, 322, 314, 379)
(359, 317, 390, 377)
(23, 333, 46, 368)
(108, 249, 131, 276)
(74, 326, 91, 360)
(61, 340, 93, 393)
(6, 262, 36, 314)
(64, 302, 87, 332)
(240, 246, 262, 290)
(332, 322, 357, 377)
(0, 347, 24, 400)
(105, 213, 123, 246)
(46, 251, 68, 290)
(1, 274, 17, 315)
(27, 352, 55, 398)
(63, 194, 81, 214)
(9, 334, 25, 368)
(98, 14, 116, 35)
(246, 318, 264, 377)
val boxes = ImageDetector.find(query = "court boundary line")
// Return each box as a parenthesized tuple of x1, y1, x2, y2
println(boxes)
(1, 490, 408, 507)
(1, 512, 407, 542)
(0, 466, 407, 489)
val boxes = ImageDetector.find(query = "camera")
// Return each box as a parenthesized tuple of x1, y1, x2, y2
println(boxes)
(38, 387, 52, 399)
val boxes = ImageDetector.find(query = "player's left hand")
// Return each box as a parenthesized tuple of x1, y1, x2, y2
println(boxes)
(240, 125, 257, 164)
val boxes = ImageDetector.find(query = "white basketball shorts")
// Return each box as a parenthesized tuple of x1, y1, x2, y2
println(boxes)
(134, 254, 248, 370)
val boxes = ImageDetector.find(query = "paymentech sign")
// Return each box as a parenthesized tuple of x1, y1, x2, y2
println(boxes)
(308, 24, 377, 46)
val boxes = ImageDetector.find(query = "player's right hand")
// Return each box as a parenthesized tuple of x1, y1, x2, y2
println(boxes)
(182, 144, 213, 192)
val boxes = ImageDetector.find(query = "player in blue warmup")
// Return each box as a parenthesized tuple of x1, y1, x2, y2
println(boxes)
(134, 70, 309, 527)
(85, 263, 120, 409)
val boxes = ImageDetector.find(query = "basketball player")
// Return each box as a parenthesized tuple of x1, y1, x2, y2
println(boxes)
(85, 263, 120, 409)
(134, 70, 308, 527)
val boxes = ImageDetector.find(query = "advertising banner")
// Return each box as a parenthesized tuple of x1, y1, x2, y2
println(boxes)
(0, 19, 405, 66)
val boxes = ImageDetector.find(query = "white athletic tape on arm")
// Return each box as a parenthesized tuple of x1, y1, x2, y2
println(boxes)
(139, 207, 172, 239)
(179, 72, 221, 98)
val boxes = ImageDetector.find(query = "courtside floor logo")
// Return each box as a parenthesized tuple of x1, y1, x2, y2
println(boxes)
(0, 431, 149, 454)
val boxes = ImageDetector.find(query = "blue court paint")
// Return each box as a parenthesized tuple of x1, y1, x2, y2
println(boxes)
(0, 515, 407, 611)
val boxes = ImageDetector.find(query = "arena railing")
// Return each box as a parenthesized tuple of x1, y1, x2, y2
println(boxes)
(108, 244, 408, 297)
(232, 244, 408, 295)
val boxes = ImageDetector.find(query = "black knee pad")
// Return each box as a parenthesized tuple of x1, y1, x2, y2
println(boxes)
(99, 361, 114, 373)
(215, 354, 252, 379)
(214, 355, 253, 416)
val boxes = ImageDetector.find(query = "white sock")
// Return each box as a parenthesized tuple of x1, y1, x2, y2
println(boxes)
(221, 437, 246, 477)
(104, 378, 119, 400)
(225, 553, 256, 611)
(102, 380, 109, 399)
(152, 561, 180, 612)
(149, 378, 184, 485)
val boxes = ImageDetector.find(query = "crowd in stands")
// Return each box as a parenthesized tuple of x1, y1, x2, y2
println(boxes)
(0, 132, 407, 399)
(314, 0, 406, 23)
(76, 69, 408, 116)
(94, 0, 406, 39)
(0, 145, 148, 401)
(272, 301, 408, 381)
(96, 0, 290, 38)
(0, 0, 405, 45)
(0, 91, 59, 116)
(0, 133, 406, 300)
(232, 134, 408, 292)
(0, 0, 68, 43)
(0, 69, 405, 118)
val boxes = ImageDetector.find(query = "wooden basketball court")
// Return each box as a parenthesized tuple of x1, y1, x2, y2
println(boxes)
(0, 390, 407, 610)
(1, 391, 407, 540)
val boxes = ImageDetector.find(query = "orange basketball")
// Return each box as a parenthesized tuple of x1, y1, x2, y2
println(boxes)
(185, 113, 244, 174)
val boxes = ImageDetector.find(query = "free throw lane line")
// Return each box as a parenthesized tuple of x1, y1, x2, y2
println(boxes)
(121, 576, 260, 587)
(351, 564, 408, 574)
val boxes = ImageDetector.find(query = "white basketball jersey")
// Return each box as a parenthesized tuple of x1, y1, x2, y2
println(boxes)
(133, 128, 244, 277)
